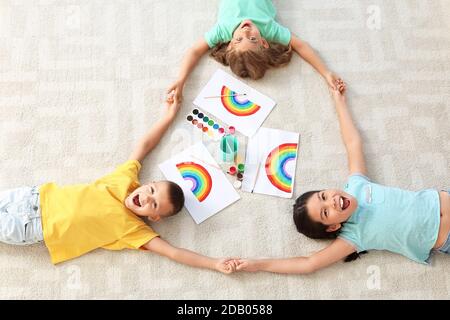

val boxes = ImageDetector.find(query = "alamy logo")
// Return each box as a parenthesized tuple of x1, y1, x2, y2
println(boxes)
(366, 265, 381, 290)
(367, 5, 381, 30)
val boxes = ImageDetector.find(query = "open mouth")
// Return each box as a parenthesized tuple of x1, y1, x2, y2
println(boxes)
(241, 21, 252, 29)
(132, 194, 141, 207)
(339, 196, 350, 210)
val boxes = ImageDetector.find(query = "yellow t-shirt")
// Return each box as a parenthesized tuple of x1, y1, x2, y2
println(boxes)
(39, 160, 159, 264)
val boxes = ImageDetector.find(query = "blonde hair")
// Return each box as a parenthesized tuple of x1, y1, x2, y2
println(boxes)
(210, 42, 293, 80)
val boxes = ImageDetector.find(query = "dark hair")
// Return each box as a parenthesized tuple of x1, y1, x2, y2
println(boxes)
(293, 190, 367, 263)
(166, 181, 185, 216)
(210, 41, 293, 80)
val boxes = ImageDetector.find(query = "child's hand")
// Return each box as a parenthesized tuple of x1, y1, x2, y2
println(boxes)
(165, 89, 181, 120)
(166, 80, 184, 103)
(235, 259, 259, 272)
(325, 72, 344, 92)
(215, 258, 239, 274)
(329, 79, 347, 102)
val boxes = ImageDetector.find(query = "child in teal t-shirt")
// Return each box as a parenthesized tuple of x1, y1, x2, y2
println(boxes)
(233, 82, 450, 274)
(167, 0, 343, 102)
(204, 0, 291, 48)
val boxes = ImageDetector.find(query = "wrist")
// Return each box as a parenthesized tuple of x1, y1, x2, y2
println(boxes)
(252, 260, 262, 271)
(334, 98, 347, 106)
(162, 112, 176, 123)
(323, 70, 332, 78)
(210, 258, 220, 270)
(176, 78, 186, 87)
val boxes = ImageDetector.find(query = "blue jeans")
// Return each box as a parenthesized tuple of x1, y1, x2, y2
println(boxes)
(0, 186, 43, 245)
(436, 190, 450, 254)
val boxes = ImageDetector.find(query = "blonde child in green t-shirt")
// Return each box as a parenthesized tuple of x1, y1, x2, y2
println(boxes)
(0, 91, 238, 273)
(167, 0, 343, 102)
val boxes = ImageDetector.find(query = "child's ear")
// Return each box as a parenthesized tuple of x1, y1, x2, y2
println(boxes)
(326, 224, 341, 233)
(261, 38, 269, 49)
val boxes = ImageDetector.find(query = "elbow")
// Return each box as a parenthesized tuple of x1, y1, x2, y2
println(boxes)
(290, 37, 305, 53)
(302, 257, 321, 274)
(189, 46, 205, 58)
(347, 137, 363, 150)
(301, 265, 317, 275)
(166, 248, 178, 261)
(353, 136, 363, 146)
(294, 258, 317, 275)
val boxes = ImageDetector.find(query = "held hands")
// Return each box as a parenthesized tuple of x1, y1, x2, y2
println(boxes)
(166, 80, 184, 104)
(325, 72, 345, 93)
(329, 79, 347, 103)
(215, 258, 240, 274)
(215, 258, 259, 274)
(235, 259, 259, 272)
(165, 89, 181, 120)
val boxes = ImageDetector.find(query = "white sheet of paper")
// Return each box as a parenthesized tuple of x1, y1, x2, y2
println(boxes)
(158, 142, 240, 224)
(193, 69, 276, 137)
(242, 127, 300, 198)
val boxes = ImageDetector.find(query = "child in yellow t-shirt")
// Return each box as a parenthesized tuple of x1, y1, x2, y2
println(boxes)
(0, 91, 237, 274)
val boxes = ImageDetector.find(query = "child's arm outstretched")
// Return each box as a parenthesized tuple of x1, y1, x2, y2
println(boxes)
(166, 39, 210, 103)
(236, 83, 364, 275)
(143, 237, 238, 274)
(290, 35, 342, 91)
(128, 92, 181, 162)
(236, 238, 355, 274)
(331, 81, 367, 176)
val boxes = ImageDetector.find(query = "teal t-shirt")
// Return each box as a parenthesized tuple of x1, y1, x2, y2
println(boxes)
(204, 0, 291, 48)
(339, 174, 441, 264)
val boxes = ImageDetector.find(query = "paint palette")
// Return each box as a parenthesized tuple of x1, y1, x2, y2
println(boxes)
(186, 109, 227, 140)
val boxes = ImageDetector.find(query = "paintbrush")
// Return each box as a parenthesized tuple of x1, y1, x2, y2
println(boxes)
(204, 93, 247, 99)
(251, 158, 262, 193)
(189, 154, 222, 171)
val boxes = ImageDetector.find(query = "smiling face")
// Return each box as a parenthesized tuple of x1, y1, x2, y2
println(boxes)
(229, 20, 269, 52)
(306, 189, 358, 232)
(124, 181, 174, 222)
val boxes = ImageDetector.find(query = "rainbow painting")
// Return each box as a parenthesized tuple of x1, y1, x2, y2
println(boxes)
(221, 86, 261, 117)
(265, 143, 298, 193)
(176, 162, 212, 202)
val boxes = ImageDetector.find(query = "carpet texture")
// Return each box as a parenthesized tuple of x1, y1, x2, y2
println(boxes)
(0, 0, 449, 299)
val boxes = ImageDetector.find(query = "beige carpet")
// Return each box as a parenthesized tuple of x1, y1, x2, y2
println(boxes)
(0, 0, 449, 299)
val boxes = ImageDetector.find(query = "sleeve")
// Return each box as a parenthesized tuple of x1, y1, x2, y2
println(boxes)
(95, 160, 142, 187)
(345, 173, 370, 190)
(338, 234, 364, 253)
(102, 225, 159, 251)
(204, 23, 230, 48)
(269, 21, 291, 46)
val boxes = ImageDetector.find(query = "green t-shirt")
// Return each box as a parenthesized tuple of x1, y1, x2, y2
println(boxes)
(205, 0, 291, 48)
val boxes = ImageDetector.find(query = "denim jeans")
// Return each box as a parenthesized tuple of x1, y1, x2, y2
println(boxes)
(436, 189, 450, 254)
(0, 186, 43, 245)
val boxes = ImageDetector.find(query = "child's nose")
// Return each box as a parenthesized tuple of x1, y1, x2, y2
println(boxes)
(328, 198, 336, 209)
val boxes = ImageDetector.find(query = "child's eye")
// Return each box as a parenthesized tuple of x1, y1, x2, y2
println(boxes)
(150, 187, 154, 194)
(324, 210, 328, 217)
(250, 36, 256, 41)
(236, 37, 243, 41)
